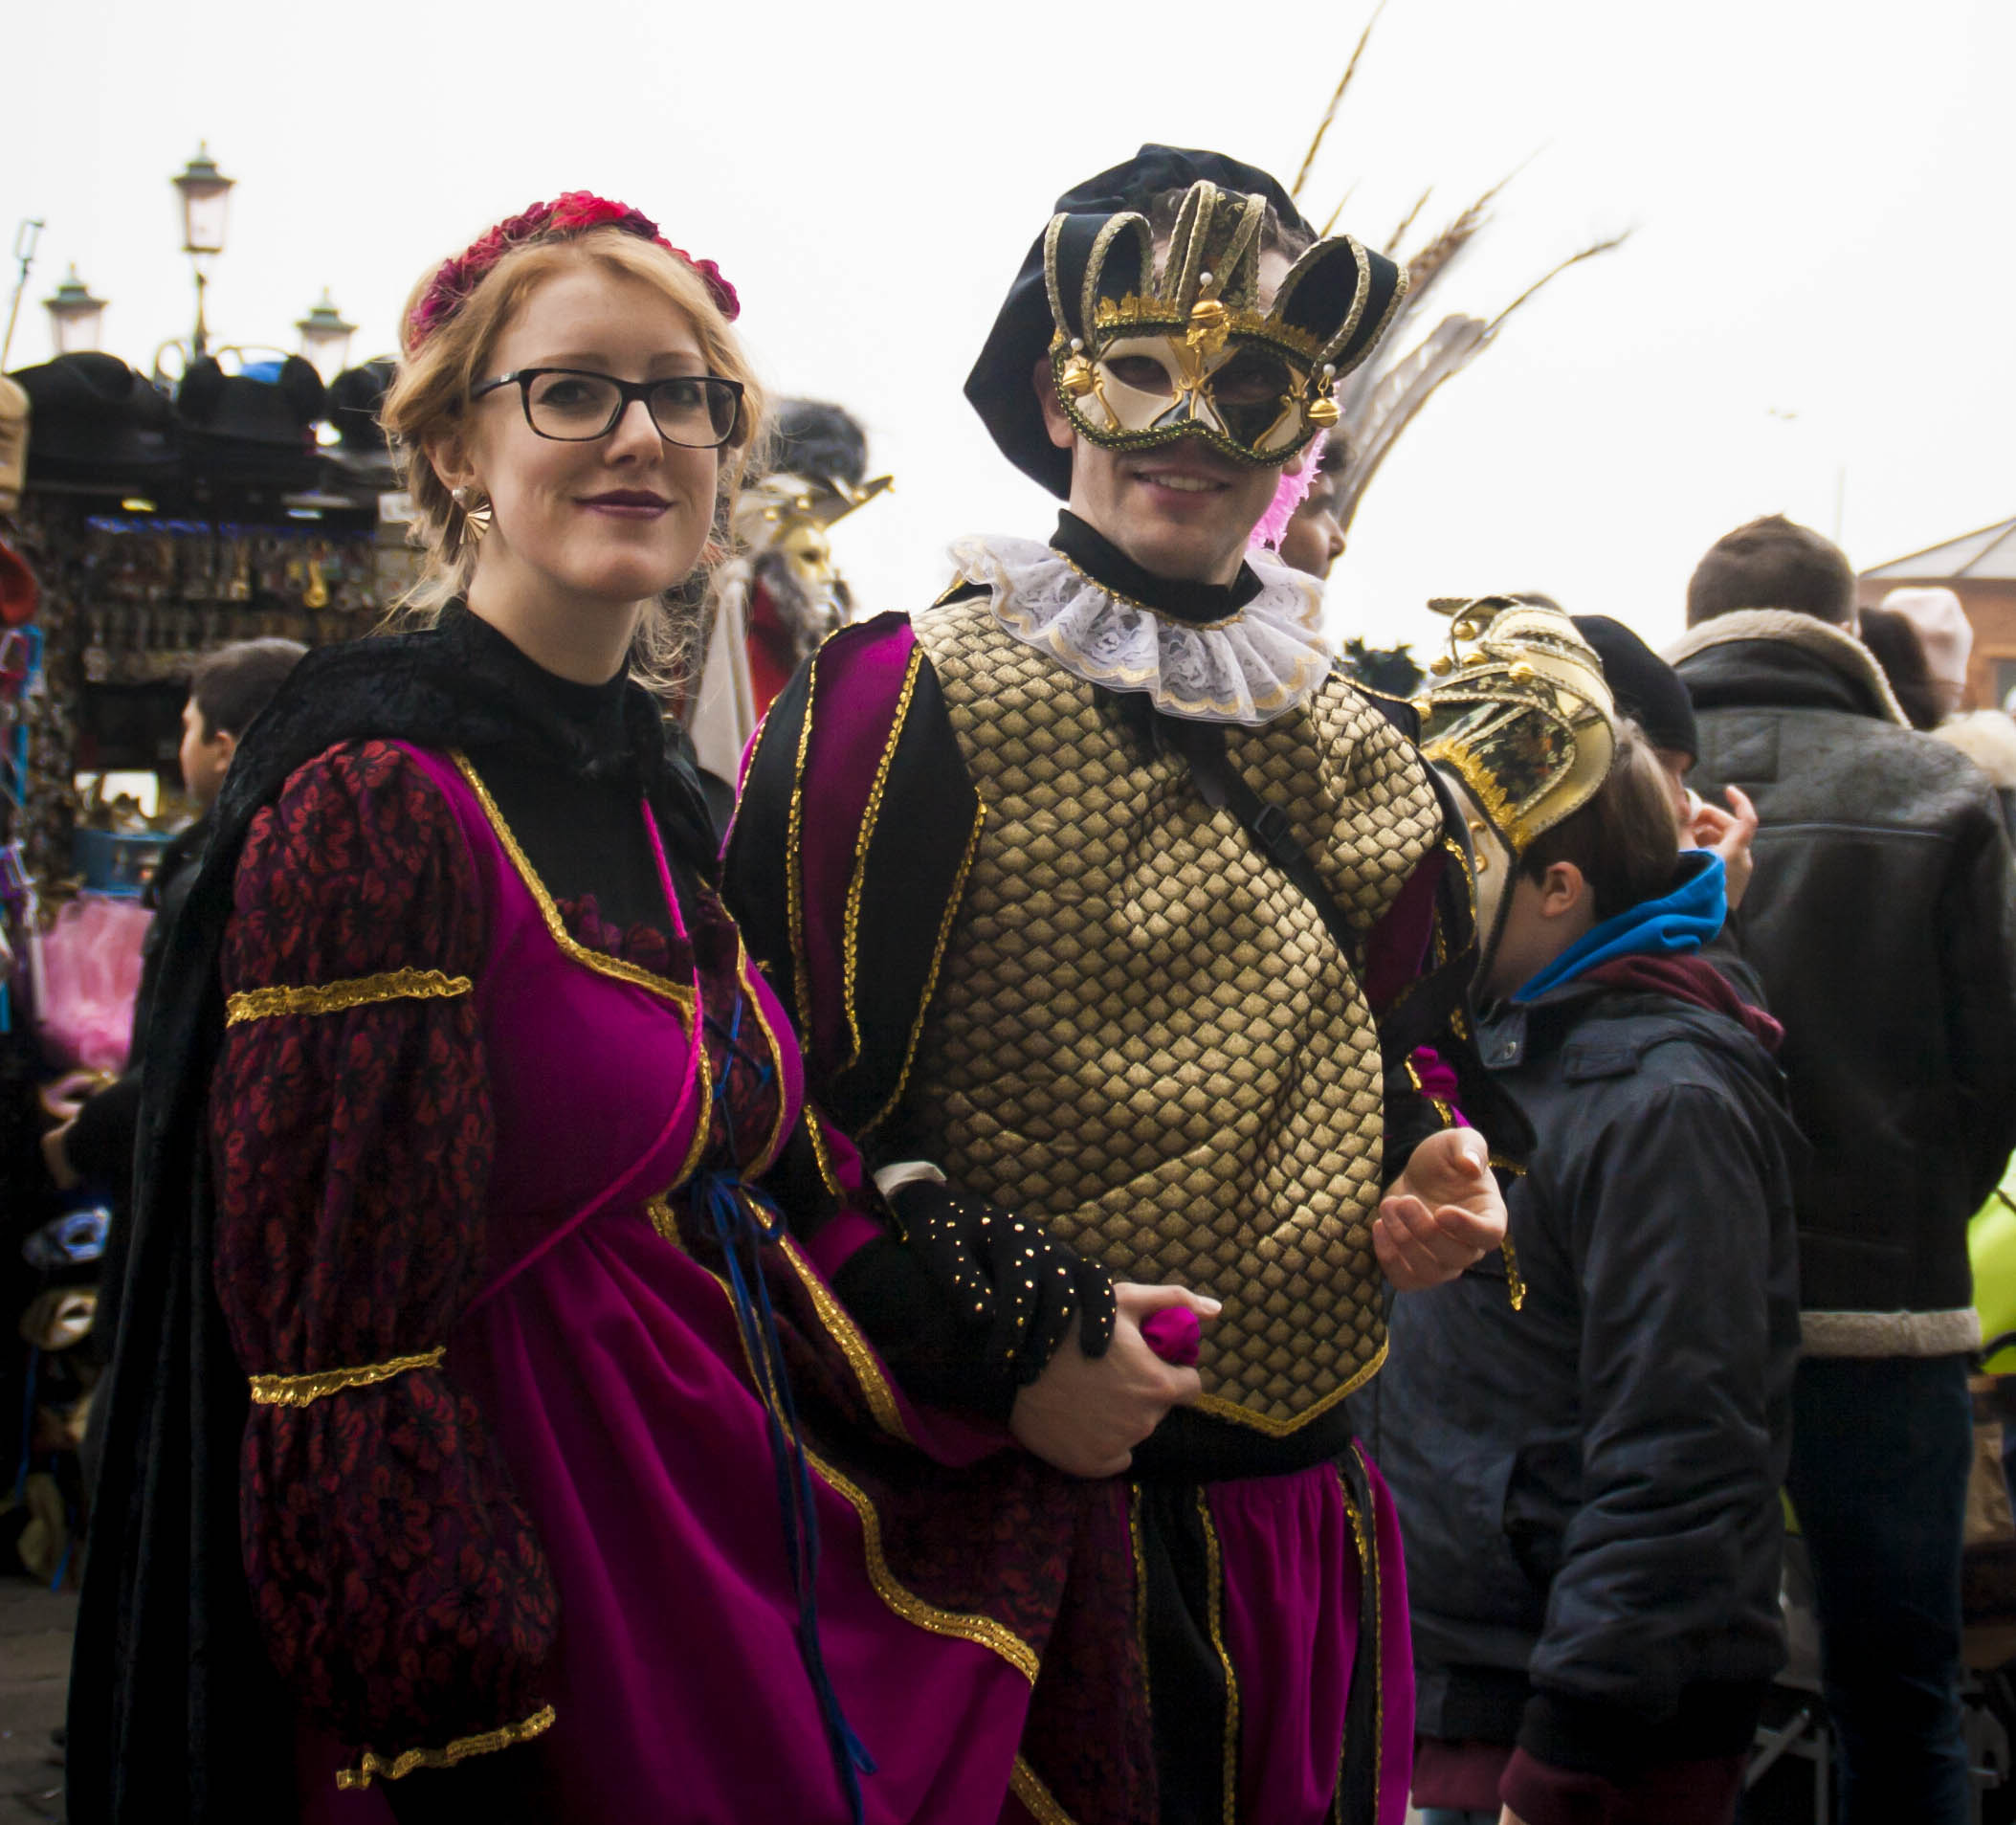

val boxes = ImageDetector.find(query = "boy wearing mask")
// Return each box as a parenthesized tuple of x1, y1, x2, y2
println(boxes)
(1378, 600, 1802, 1825)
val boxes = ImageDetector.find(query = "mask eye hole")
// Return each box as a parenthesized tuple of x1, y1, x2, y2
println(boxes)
(1102, 354, 1176, 397)
(1210, 347, 1293, 407)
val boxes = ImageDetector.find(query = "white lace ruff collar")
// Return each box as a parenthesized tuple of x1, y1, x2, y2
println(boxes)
(944, 535, 1332, 726)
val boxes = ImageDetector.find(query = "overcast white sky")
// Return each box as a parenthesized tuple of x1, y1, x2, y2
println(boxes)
(7, 0, 2011, 658)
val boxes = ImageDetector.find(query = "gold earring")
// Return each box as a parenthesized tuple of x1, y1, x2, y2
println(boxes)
(451, 484, 492, 551)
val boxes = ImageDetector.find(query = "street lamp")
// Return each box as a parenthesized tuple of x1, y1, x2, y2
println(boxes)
(296, 289, 356, 378)
(171, 143, 233, 357)
(43, 266, 107, 355)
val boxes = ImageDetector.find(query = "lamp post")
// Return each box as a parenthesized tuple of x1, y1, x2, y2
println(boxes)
(43, 266, 107, 355)
(171, 143, 233, 359)
(296, 289, 356, 378)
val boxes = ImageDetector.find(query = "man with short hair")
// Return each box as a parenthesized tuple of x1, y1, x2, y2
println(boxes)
(727, 145, 1518, 1824)
(46, 638, 306, 1357)
(1672, 514, 2016, 1823)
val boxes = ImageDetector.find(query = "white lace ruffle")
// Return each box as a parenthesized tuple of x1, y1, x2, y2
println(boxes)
(945, 536, 1331, 725)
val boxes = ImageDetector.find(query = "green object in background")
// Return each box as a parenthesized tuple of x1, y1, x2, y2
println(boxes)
(1969, 1157, 2016, 1373)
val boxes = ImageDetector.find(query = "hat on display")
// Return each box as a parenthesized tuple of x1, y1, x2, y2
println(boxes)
(966, 144, 1407, 497)
(174, 354, 327, 489)
(1415, 596, 1618, 968)
(8, 353, 177, 487)
(327, 358, 397, 453)
(1570, 612, 1698, 761)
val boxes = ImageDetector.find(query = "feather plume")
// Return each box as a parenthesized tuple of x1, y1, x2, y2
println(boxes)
(1383, 187, 1434, 256)
(1290, 3, 1386, 203)
(1333, 229, 1630, 536)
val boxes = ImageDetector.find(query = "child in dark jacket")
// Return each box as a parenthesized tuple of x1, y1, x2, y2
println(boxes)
(1381, 617, 1803, 1825)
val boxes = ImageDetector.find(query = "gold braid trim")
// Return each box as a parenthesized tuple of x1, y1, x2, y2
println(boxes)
(1196, 1489, 1241, 1825)
(784, 661, 820, 1039)
(334, 1703, 556, 1790)
(226, 969, 471, 1026)
(249, 1346, 444, 1408)
(699, 1250, 1036, 1679)
(1128, 1481, 1153, 1719)
(778, 1235, 913, 1445)
(841, 645, 924, 1069)
(863, 797, 986, 1135)
(451, 754, 696, 1024)
(1010, 1755, 1081, 1825)
(1187, 1336, 1386, 1436)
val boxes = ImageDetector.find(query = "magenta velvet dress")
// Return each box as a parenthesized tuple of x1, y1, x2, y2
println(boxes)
(217, 739, 1050, 1822)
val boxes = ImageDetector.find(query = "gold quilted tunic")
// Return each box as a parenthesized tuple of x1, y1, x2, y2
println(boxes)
(909, 595, 1443, 1431)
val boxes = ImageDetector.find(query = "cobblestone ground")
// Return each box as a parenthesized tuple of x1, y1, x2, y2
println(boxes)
(0, 1582, 71, 1823)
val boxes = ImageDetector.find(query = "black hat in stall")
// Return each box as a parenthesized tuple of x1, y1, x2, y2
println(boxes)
(8, 353, 179, 487)
(174, 355, 328, 490)
(1570, 613, 1700, 762)
(964, 143, 1406, 499)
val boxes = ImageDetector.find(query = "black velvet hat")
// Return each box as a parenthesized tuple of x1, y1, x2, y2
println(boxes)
(966, 145, 1317, 499)
(1570, 613, 1699, 762)
(8, 353, 179, 487)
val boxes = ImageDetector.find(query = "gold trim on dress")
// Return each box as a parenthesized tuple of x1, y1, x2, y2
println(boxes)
(333, 1703, 556, 1790)
(841, 645, 925, 1069)
(803, 1103, 846, 1201)
(784, 661, 820, 1038)
(225, 968, 473, 1027)
(1196, 1489, 1241, 1825)
(1009, 1755, 1081, 1825)
(696, 1245, 1037, 1680)
(777, 1234, 913, 1446)
(451, 755, 696, 1025)
(733, 932, 791, 1177)
(248, 1346, 444, 1408)
(863, 798, 986, 1136)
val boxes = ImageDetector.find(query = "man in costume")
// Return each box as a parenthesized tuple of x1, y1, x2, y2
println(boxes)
(727, 145, 1523, 1825)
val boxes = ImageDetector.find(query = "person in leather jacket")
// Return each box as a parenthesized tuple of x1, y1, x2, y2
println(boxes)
(1669, 514, 2016, 1824)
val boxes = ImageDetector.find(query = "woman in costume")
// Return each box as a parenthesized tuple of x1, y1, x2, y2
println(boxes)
(66, 195, 1138, 1825)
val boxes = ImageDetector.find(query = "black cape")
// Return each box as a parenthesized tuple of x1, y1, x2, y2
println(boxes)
(66, 608, 717, 1825)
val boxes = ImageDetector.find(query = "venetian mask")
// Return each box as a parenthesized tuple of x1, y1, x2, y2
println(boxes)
(1044, 179, 1407, 470)
(1415, 597, 1619, 982)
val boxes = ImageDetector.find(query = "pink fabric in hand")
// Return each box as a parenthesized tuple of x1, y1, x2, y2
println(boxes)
(1141, 1306, 1202, 1368)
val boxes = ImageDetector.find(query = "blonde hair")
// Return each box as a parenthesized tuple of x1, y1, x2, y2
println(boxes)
(380, 228, 768, 694)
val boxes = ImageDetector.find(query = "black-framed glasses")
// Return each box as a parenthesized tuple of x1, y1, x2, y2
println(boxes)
(472, 367, 744, 448)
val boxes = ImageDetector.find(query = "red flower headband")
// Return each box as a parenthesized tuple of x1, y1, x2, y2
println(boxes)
(406, 191, 740, 349)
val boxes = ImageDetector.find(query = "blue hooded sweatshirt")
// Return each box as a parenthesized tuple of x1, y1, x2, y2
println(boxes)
(1515, 849, 1729, 1002)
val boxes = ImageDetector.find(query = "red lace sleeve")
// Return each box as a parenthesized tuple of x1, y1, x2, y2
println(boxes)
(210, 740, 558, 1782)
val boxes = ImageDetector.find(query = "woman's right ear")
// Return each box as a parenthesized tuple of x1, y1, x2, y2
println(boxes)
(425, 432, 475, 497)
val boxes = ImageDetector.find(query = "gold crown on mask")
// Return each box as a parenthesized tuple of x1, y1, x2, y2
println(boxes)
(1415, 595, 1618, 858)
(1042, 179, 1408, 469)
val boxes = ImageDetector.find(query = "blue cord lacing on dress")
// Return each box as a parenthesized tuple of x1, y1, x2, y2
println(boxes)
(696, 995, 875, 1824)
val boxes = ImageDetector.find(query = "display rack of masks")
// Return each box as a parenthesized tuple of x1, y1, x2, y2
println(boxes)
(73, 512, 379, 683)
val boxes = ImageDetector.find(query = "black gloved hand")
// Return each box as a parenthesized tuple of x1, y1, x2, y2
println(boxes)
(882, 1177, 1117, 1385)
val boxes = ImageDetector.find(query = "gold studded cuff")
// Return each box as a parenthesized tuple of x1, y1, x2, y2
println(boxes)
(248, 1346, 445, 1409)
(335, 1703, 556, 1790)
